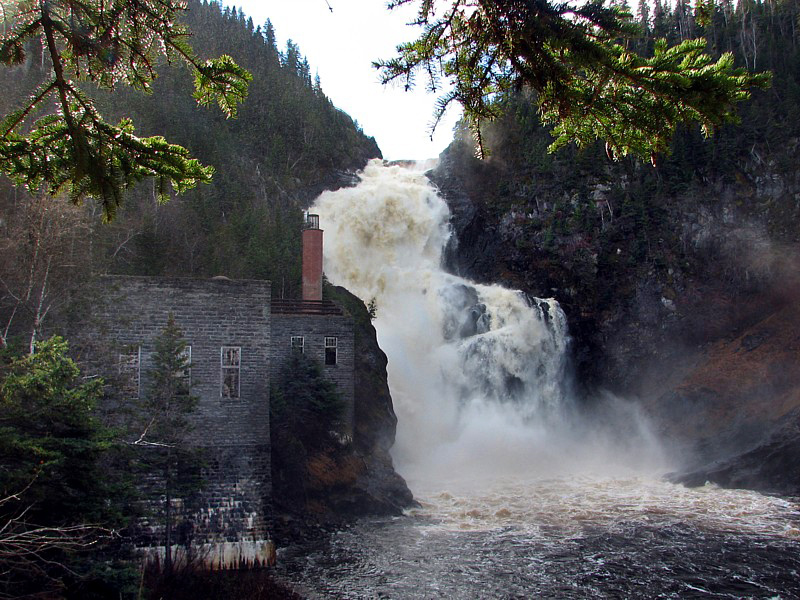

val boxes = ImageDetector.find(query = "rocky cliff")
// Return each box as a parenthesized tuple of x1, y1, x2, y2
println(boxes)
(272, 285, 413, 528)
(429, 121, 800, 494)
(659, 300, 800, 494)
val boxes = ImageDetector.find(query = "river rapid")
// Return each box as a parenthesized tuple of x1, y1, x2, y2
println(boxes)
(281, 161, 800, 598)
(279, 476, 800, 598)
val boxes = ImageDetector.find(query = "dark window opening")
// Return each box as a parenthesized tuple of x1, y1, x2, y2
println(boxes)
(221, 346, 241, 399)
(325, 336, 337, 366)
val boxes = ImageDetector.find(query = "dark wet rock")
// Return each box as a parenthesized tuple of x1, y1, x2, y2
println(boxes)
(288, 285, 413, 522)
(741, 332, 767, 352)
(656, 301, 800, 494)
(651, 300, 800, 444)
(429, 143, 504, 282)
(296, 168, 369, 208)
(458, 302, 490, 339)
(675, 410, 800, 495)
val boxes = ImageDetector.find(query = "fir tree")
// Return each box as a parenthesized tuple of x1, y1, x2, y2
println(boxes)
(377, 0, 771, 161)
(0, 337, 130, 597)
(0, 0, 251, 221)
(134, 314, 199, 574)
(270, 352, 344, 507)
(637, 0, 651, 30)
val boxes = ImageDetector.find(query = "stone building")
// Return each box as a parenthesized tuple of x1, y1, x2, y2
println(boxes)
(88, 215, 353, 569)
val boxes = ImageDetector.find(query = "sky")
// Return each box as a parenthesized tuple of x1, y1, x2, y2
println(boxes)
(220, 0, 462, 161)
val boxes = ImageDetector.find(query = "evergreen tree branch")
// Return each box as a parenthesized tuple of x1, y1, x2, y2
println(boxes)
(0, 0, 251, 221)
(377, 0, 771, 161)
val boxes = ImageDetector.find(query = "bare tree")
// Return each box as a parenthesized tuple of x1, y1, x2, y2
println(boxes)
(0, 485, 112, 599)
(0, 193, 91, 352)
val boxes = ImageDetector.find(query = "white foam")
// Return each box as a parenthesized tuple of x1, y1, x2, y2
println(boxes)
(314, 160, 664, 485)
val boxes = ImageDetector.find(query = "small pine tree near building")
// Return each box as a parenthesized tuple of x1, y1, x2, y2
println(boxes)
(142, 314, 197, 444)
(133, 314, 200, 574)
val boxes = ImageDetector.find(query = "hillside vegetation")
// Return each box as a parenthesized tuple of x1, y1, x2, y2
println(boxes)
(1, 0, 380, 307)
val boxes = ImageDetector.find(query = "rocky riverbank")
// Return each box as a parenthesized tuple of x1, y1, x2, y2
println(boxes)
(271, 284, 413, 525)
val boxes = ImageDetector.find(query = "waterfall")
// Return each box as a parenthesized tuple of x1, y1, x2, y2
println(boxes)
(313, 160, 663, 487)
(289, 162, 800, 600)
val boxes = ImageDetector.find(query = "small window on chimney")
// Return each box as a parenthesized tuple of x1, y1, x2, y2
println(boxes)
(221, 346, 240, 399)
(324, 337, 337, 366)
(291, 336, 304, 353)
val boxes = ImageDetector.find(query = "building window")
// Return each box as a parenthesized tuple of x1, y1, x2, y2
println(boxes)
(118, 346, 141, 398)
(220, 346, 240, 399)
(291, 336, 304, 353)
(325, 336, 338, 366)
(177, 346, 191, 389)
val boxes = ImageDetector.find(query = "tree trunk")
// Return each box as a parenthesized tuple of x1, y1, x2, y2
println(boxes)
(164, 458, 173, 575)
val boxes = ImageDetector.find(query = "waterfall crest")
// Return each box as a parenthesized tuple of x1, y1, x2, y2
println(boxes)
(313, 160, 663, 486)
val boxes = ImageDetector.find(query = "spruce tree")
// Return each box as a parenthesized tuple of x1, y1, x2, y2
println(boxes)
(270, 352, 344, 507)
(0, 0, 251, 221)
(135, 314, 199, 574)
(0, 337, 130, 597)
(377, 0, 771, 161)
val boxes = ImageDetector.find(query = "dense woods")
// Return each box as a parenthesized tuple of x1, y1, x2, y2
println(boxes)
(0, 0, 380, 346)
(86, 1, 379, 292)
(379, 0, 771, 160)
(0, 0, 252, 220)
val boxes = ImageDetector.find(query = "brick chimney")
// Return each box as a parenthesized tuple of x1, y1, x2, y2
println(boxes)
(302, 213, 323, 301)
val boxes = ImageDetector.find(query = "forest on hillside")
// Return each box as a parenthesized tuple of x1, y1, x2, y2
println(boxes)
(0, 0, 380, 346)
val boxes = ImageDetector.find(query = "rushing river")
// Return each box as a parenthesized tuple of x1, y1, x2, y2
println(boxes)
(279, 477, 800, 598)
(285, 161, 800, 598)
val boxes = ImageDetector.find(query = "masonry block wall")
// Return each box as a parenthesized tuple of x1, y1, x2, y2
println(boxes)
(270, 313, 355, 436)
(92, 276, 272, 554)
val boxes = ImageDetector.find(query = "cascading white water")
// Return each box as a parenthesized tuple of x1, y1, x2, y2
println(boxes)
(313, 159, 664, 487)
(285, 160, 800, 599)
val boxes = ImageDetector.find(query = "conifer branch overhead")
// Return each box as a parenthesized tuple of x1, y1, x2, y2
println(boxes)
(0, 0, 251, 220)
(376, 0, 770, 161)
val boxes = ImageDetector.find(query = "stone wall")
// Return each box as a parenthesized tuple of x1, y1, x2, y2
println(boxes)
(91, 275, 272, 561)
(270, 312, 355, 436)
